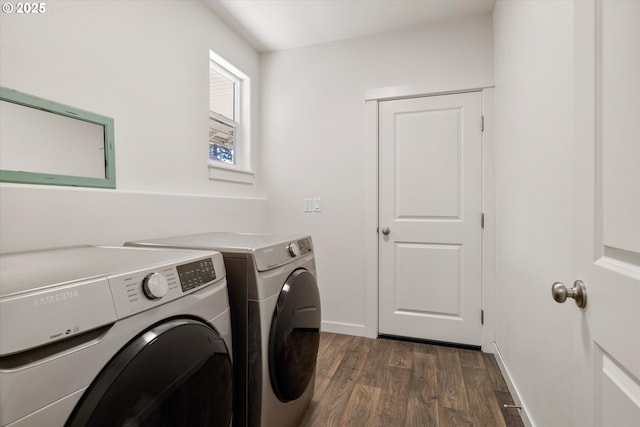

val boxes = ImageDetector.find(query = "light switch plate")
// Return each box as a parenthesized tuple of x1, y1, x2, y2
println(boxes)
(304, 198, 313, 212)
(313, 198, 322, 212)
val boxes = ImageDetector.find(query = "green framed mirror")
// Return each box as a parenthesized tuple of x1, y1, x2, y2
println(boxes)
(0, 87, 115, 188)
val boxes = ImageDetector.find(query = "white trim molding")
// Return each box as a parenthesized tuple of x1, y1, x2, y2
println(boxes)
(493, 343, 534, 427)
(208, 162, 255, 184)
(365, 83, 494, 102)
(321, 320, 368, 337)
(481, 87, 496, 352)
(364, 99, 379, 339)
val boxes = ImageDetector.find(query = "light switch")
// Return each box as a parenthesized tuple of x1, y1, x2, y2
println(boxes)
(313, 198, 322, 212)
(304, 198, 313, 212)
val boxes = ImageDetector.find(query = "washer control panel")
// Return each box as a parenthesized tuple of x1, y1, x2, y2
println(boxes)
(176, 258, 216, 292)
(287, 242, 301, 257)
(109, 253, 224, 318)
(142, 272, 169, 299)
(0, 247, 226, 356)
(297, 237, 312, 256)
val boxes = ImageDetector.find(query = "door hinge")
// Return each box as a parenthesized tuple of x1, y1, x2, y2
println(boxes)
(481, 309, 485, 325)
(481, 212, 485, 229)
(481, 115, 485, 132)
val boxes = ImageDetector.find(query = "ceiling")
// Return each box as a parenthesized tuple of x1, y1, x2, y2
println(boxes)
(204, 0, 496, 53)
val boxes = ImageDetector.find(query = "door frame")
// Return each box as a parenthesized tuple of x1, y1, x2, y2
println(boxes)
(363, 85, 496, 352)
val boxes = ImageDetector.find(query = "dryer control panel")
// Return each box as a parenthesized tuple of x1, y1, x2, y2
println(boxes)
(254, 237, 313, 272)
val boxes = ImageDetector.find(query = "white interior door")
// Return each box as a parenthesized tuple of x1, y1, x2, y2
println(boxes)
(574, 1, 640, 424)
(378, 92, 483, 346)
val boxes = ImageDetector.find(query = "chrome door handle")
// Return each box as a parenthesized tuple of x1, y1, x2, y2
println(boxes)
(551, 280, 587, 308)
(380, 227, 390, 235)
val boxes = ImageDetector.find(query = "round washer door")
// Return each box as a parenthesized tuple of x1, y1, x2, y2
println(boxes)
(66, 318, 233, 427)
(269, 268, 321, 402)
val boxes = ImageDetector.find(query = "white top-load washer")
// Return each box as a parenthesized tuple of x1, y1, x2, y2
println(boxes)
(126, 233, 321, 427)
(0, 245, 233, 427)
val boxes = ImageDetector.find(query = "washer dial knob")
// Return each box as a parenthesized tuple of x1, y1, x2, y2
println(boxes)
(287, 242, 301, 257)
(142, 272, 169, 300)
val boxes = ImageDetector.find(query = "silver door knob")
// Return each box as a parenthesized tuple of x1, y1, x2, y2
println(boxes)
(381, 227, 390, 235)
(551, 280, 587, 308)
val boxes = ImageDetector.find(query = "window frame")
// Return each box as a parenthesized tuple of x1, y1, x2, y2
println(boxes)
(208, 50, 253, 184)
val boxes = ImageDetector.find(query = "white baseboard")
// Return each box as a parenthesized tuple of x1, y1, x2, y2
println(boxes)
(492, 343, 534, 427)
(321, 321, 368, 337)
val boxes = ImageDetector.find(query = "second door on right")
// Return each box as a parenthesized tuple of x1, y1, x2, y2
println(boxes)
(378, 91, 483, 346)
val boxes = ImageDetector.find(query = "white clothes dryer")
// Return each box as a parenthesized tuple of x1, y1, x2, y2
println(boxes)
(0, 245, 233, 427)
(126, 233, 321, 427)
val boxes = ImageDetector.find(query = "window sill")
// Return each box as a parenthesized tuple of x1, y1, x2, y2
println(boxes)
(208, 162, 254, 184)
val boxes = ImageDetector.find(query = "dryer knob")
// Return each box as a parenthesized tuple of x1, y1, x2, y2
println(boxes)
(142, 272, 169, 300)
(287, 242, 301, 257)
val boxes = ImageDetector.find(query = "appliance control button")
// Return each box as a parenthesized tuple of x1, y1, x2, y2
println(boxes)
(287, 242, 301, 257)
(142, 272, 169, 300)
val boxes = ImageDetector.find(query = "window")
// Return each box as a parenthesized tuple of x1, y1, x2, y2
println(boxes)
(208, 50, 253, 183)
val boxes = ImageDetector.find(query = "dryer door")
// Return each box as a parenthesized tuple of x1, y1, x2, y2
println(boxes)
(66, 318, 232, 427)
(269, 269, 321, 402)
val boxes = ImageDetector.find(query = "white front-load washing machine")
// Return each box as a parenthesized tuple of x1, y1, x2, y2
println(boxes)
(0, 245, 233, 427)
(126, 233, 321, 427)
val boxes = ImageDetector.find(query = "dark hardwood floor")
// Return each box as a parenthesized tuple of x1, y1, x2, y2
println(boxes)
(299, 333, 524, 427)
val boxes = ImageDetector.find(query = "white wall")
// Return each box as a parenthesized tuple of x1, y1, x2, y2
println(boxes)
(260, 15, 494, 335)
(0, 0, 268, 252)
(493, 1, 578, 425)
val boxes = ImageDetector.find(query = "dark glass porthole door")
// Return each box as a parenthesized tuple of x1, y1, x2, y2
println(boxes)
(66, 318, 233, 427)
(269, 269, 321, 402)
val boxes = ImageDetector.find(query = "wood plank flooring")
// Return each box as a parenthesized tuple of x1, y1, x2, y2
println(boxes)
(299, 333, 524, 427)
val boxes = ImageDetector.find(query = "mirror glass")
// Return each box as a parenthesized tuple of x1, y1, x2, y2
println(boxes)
(0, 87, 115, 188)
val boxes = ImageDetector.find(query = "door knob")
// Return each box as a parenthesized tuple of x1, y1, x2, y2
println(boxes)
(381, 227, 390, 235)
(551, 280, 587, 308)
